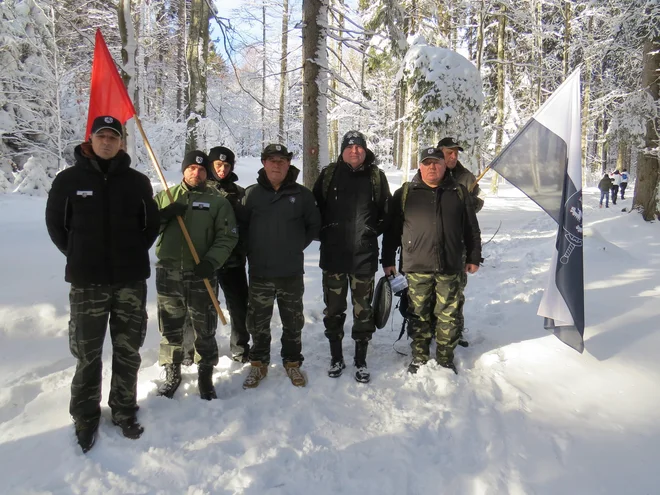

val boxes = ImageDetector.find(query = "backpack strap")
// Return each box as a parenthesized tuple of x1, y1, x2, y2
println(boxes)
(321, 163, 338, 201)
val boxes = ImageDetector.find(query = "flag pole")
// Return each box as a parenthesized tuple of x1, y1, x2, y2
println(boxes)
(133, 114, 227, 325)
(468, 165, 492, 192)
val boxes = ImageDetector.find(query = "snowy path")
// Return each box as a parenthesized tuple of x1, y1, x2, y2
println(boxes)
(1, 170, 659, 494)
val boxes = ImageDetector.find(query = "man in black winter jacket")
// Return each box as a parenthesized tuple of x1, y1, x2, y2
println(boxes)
(240, 144, 321, 389)
(45, 115, 160, 453)
(382, 147, 481, 375)
(206, 146, 250, 363)
(312, 130, 391, 383)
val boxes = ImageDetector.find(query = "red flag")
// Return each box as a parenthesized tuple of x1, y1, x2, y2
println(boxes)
(85, 29, 136, 139)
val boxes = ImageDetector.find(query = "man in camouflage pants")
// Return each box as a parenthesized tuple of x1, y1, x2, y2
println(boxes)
(45, 115, 160, 452)
(438, 137, 484, 347)
(382, 147, 481, 374)
(240, 144, 320, 389)
(154, 150, 238, 400)
(312, 130, 390, 383)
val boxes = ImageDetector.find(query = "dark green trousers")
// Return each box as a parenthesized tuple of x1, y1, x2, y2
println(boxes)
(68, 281, 147, 423)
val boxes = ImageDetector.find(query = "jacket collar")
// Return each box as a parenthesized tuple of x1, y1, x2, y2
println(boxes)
(75, 143, 131, 175)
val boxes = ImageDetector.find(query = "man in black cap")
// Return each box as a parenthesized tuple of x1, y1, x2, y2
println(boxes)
(154, 150, 238, 400)
(240, 144, 320, 389)
(382, 147, 481, 374)
(46, 115, 160, 452)
(312, 130, 391, 383)
(437, 137, 483, 347)
(206, 146, 250, 363)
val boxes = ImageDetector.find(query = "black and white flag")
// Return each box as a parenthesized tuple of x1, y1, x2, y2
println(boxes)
(489, 69, 585, 352)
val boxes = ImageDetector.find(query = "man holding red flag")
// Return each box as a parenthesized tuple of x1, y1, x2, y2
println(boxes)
(46, 116, 159, 452)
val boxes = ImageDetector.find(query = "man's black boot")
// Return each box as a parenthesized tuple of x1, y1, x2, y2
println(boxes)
(198, 364, 217, 400)
(157, 363, 182, 399)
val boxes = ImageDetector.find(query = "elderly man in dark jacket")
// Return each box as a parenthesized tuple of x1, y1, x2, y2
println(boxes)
(313, 130, 390, 383)
(240, 144, 321, 389)
(382, 147, 481, 375)
(46, 115, 160, 452)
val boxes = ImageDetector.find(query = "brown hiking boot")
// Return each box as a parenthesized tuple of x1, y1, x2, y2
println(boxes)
(284, 362, 306, 387)
(243, 361, 268, 389)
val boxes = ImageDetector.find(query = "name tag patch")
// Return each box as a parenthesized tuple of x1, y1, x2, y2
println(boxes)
(76, 190, 93, 197)
(192, 201, 211, 210)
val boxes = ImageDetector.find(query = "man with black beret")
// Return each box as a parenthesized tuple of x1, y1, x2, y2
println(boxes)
(154, 150, 238, 400)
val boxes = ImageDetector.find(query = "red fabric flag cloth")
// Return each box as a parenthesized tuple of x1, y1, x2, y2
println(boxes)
(85, 29, 136, 139)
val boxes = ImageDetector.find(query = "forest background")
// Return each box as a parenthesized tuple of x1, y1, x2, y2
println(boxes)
(1, 0, 658, 220)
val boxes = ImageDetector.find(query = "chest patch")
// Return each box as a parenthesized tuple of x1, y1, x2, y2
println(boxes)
(289, 196, 296, 204)
(192, 201, 211, 210)
(76, 190, 94, 198)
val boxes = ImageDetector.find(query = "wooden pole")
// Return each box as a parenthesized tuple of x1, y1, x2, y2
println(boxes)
(469, 165, 491, 193)
(133, 114, 227, 325)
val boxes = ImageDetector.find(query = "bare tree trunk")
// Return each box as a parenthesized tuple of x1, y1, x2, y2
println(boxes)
(581, 17, 592, 174)
(185, 0, 209, 153)
(262, 4, 267, 148)
(329, 0, 343, 159)
(176, 0, 186, 122)
(395, 82, 406, 170)
(476, 0, 484, 71)
(278, 0, 289, 142)
(616, 140, 627, 172)
(302, 0, 328, 188)
(535, 0, 542, 107)
(118, 0, 137, 158)
(563, 1, 571, 77)
(491, 4, 506, 194)
(633, 38, 660, 221)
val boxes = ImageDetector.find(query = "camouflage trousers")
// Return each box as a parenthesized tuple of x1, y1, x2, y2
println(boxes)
(322, 271, 375, 342)
(406, 272, 461, 364)
(156, 267, 219, 367)
(457, 268, 467, 337)
(182, 265, 250, 362)
(247, 275, 305, 365)
(68, 281, 147, 424)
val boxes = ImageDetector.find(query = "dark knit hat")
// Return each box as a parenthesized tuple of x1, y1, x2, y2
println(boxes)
(208, 146, 235, 169)
(261, 144, 293, 161)
(341, 130, 368, 154)
(437, 137, 464, 152)
(181, 150, 209, 173)
(420, 147, 445, 162)
(91, 115, 123, 137)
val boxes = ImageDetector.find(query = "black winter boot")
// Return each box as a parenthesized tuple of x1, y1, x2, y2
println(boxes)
(328, 340, 346, 378)
(198, 364, 217, 400)
(157, 363, 182, 399)
(75, 419, 99, 453)
(354, 340, 370, 383)
(112, 416, 144, 439)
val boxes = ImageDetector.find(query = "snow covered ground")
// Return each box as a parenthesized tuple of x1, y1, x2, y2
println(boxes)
(1, 157, 659, 494)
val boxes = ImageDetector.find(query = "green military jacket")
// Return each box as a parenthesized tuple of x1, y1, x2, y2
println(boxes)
(155, 181, 238, 271)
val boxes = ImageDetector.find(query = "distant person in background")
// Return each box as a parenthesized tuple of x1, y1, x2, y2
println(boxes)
(620, 169, 629, 200)
(598, 173, 613, 208)
(610, 170, 621, 206)
(45, 115, 160, 452)
(206, 146, 251, 363)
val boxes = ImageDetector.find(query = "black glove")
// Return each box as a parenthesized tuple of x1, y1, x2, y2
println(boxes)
(160, 202, 187, 221)
(194, 259, 215, 278)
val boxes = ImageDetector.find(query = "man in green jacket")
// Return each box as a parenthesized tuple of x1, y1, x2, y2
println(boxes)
(154, 150, 238, 400)
(240, 144, 321, 389)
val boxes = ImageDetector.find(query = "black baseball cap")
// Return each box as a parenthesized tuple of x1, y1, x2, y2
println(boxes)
(261, 144, 293, 160)
(91, 116, 123, 137)
(437, 137, 464, 151)
(420, 147, 445, 162)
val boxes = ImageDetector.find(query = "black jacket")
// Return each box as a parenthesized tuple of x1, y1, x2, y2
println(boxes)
(45, 143, 160, 285)
(208, 172, 246, 268)
(242, 166, 321, 278)
(382, 172, 481, 274)
(313, 157, 390, 275)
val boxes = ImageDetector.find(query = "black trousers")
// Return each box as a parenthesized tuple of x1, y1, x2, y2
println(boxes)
(218, 265, 250, 359)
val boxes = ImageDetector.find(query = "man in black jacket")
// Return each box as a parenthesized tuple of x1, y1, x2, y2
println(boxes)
(240, 144, 321, 389)
(313, 130, 390, 383)
(382, 147, 481, 374)
(438, 137, 483, 347)
(206, 146, 250, 363)
(45, 115, 160, 452)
